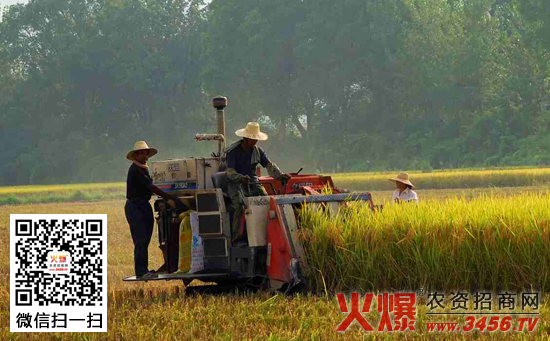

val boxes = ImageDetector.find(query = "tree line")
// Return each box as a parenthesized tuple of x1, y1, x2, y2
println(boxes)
(0, 0, 549, 185)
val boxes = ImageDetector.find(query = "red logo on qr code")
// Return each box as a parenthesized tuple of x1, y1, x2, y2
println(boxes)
(10, 214, 107, 333)
(47, 252, 71, 273)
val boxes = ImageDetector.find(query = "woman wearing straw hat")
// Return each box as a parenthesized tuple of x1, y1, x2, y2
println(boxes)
(226, 122, 291, 242)
(388, 172, 418, 203)
(125, 141, 184, 279)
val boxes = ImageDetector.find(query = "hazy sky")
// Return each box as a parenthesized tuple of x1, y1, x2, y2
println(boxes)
(1, 0, 29, 7)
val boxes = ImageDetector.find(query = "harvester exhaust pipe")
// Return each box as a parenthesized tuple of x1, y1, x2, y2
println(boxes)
(213, 96, 227, 155)
(194, 96, 227, 157)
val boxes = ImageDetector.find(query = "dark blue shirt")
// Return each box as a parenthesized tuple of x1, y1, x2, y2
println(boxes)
(226, 142, 270, 179)
(126, 163, 153, 200)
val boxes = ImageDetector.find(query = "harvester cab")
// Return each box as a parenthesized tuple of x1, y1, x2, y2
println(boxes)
(123, 96, 375, 291)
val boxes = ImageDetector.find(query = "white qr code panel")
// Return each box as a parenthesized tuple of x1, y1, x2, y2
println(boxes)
(10, 214, 107, 332)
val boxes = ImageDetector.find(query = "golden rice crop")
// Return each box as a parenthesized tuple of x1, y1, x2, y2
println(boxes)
(0, 182, 124, 195)
(332, 167, 550, 191)
(3, 167, 550, 205)
(1, 198, 549, 340)
(299, 193, 550, 293)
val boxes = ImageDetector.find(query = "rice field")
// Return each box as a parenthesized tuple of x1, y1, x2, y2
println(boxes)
(0, 183, 125, 195)
(333, 167, 550, 191)
(3, 167, 550, 205)
(1, 198, 548, 340)
(1, 171, 550, 340)
(300, 193, 550, 293)
(0, 183, 124, 205)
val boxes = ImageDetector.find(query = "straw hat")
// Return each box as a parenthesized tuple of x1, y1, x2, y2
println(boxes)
(235, 122, 268, 141)
(126, 141, 158, 160)
(388, 172, 415, 188)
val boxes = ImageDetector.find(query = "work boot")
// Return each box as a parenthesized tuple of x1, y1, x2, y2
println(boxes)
(137, 271, 158, 280)
(155, 264, 168, 274)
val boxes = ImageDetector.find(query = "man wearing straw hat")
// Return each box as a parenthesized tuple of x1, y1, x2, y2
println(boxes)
(226, 122, 291, 241)
(125, 141, 183, 279)
(388, 172, 418, 203)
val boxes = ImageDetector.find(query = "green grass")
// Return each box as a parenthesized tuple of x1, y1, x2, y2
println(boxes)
(0, 183, 125, 205)
(0, 182, 125, 195)
(0, 190, 124, 205)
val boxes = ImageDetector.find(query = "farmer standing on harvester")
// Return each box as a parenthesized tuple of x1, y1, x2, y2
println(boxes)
(125, 141, 186, 279)
(225, 122, 291, 242)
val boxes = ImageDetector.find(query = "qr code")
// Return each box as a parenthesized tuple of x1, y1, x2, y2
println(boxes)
(10, 214, 107, 333)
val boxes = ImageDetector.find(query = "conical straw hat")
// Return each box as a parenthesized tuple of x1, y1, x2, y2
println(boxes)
(235, 122, 268, 141)
(126, 141, 158, 160)
(388, 172, 415, 188)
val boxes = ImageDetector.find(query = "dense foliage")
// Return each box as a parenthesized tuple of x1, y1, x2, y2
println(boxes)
(1, 0, 549, 185)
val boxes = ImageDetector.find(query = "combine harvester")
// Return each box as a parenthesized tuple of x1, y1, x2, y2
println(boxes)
(124, 96, 375, 291)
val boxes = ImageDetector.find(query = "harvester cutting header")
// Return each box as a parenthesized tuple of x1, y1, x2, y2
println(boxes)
(124, 96, 375, 291)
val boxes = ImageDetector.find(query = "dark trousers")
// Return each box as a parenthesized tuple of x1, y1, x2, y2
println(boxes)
(227, 182, 267, 237)
(125, 199, 154, 276)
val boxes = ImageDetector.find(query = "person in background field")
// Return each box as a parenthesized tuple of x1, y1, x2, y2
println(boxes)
(225, 122, 291, 242)
(125, 141, 184, 279)
(388, 172, 418, 203)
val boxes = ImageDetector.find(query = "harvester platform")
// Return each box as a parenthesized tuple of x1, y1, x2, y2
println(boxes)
(123, 272, 228, 283)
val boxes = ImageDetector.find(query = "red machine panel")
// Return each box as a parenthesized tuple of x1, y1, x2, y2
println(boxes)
(266, 197, 292, 286)
(259, 174, 339, 195)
